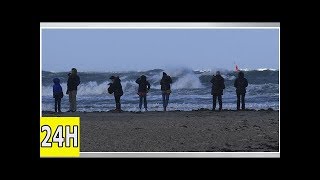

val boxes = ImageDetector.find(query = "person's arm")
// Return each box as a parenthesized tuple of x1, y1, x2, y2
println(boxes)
(234, 79, 237, 88)
(59, 85, 63, 98)
(245, 79, 248, 87)
(76, 76, 80, 86)
(53, 86, 55, 98)
(222, 78, 225, 89)
(147, 81, 151, 90)
(168, 76, 172, 84)
(210, 77, 214, 84)
(108, 83, 114, 94)
(135, 78, 140, 84)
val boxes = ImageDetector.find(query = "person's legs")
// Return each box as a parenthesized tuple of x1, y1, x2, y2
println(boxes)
(165, 94, 170, 108)
(212, 95, 217, 110)
(68, 93, 72, 111)
(73, 91, 77, 111)
(218, 95, 222, 111)
(139, 95, 143, 110)
(241, 94, 245, 110)
(162, 93, 166, 111)
(57, 98, 61, 112)
(115, 96, 121, 111)
(70, 90, 77, 112)
(236, 94, 240, 110)
(143, 95, 147, 110)
(54, 98, 58, 112)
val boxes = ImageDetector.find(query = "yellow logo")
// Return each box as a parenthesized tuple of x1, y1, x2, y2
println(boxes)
(40, 117, 80, 157)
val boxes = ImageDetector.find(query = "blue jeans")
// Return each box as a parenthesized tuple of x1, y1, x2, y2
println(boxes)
(139, 95, 147, 109)
(162, 93, 170, 108)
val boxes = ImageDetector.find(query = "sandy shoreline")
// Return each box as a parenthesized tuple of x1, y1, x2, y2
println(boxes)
(42, 110, 279, 152)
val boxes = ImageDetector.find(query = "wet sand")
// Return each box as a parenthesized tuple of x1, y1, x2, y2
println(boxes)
(42, 109, 279, 152)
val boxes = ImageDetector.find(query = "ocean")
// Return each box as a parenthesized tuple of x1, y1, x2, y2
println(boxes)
(41, 68, 279, 112)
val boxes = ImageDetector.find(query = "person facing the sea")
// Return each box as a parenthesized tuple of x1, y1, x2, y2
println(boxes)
(136, 75, 151, 112)
(234, 71, 248, 110)
(108, 76, 123, 112)
(67, 68, 80, 112)
(52, 78, 63, 113)
(210, 71, 225, 111)
(160, 72, 172, 111)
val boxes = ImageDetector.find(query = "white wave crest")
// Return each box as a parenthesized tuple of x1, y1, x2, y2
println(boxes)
(172, 73, 203, 89)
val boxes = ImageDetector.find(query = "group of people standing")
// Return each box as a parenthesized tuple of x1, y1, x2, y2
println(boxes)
(210, 71, 248, 111)
(52, 68, 80, 113)
(51, 68, 248, 113)
(106, 72, 172, 112)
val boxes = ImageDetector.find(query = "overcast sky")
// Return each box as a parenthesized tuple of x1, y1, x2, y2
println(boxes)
(42, 29, 279, 72)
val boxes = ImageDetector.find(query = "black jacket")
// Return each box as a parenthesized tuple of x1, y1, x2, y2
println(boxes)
(67, 74, 80, 91)
(234, 77, 248, 94)
(160, 75, 172, 91)
(136, 78, 150, 93)
(108, 77, 123, 97)
(210, 75, 225, 96)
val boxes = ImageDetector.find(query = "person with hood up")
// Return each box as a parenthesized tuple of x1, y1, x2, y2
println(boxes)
(136, 75, 151, 112)
(210, 71, 225, 111)
(234, 71, 248, 110)
(108, 76, 123, 112)
(160, 72, 172, 111)
(53, 78, 63, 113)
(67, 68, 80, 112)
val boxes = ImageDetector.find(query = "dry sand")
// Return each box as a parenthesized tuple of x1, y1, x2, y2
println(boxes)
(42, 110, 279, 152)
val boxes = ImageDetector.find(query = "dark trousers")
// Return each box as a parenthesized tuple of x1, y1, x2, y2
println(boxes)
(237, 93, 245, 110)
(139, 95, 147, 109)
(54, 98, 61, 112)
(115, 95, 121, 110)
(213, 95, 222, 110)
(162, 93, 170, 109)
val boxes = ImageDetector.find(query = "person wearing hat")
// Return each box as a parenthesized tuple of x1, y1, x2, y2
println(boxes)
(53, 78, 63, 113)
(136, 75, 151, 111)
(160, 72, 172, 111)
(67, 68, 80, 112)
(108, 75, 123, 112)
(210, 71, 225, 111)
(234, 71, 248, 110)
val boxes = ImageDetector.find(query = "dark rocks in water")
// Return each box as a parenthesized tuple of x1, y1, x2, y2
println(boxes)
(180, 125, 188, 128)
(267, 108, 274, 111)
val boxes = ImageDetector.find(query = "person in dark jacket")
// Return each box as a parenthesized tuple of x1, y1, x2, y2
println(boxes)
(67, 68, 80, 112)
(210, 71, 225, 111)
(108, 76, 123, 112)
(53, 78, 63, 113)
(160, 72, 172, 111)
(234, 71, 248, 110)
(136, 75, 151, 111)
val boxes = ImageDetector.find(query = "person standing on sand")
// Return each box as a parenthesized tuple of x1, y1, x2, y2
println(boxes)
(53, 78, 63, 113)
(67, 68, 80, 112)
(160, 72, 172, 111)
(234, 71, 248, 110)
(136, 75, 151, 112)
(210, 71, 225, 111)
(108, 76, 123, 112)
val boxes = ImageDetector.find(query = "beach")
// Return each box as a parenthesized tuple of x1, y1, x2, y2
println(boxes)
(42, 109, 279, 152)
